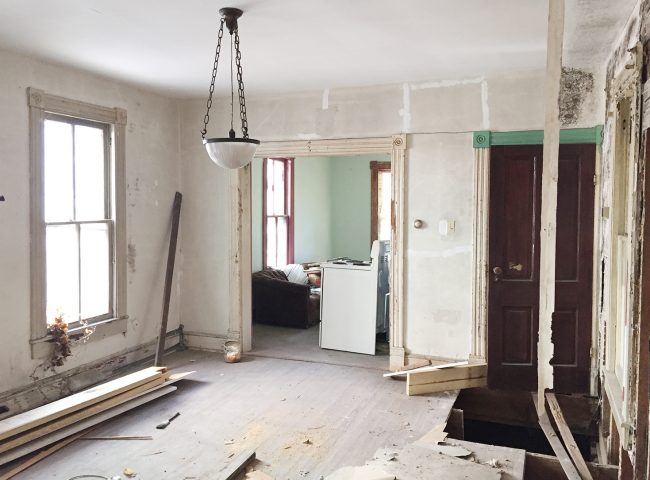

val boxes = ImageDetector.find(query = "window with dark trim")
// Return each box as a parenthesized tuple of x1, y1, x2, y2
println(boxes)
(263, 157, 294, 268)
(370, 161, 392, 243)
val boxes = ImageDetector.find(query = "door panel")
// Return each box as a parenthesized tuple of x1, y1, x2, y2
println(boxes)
(487, 144, 595, 393)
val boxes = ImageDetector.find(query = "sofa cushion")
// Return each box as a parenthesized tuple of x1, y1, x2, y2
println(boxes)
(253, 268, 288, 281)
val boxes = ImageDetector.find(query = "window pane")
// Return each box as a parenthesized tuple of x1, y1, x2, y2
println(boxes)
(378, 171, 392, 241)
(75, 125, 106, 220)
(277, 217, 288, 267)
(46, 225, 80, 324)
(273, 160, 285, 215)
(266, 217, 277, 267)
(266, 160, 275, 216)
(44, 120, 74, 222)
(80, 223, 110, 319)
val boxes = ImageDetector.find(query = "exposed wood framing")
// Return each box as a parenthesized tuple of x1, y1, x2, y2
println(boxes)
(537, 0, 565, 411)
(249, 136, 407, 369)
(532, 394, 581, 480)
(524, 453, 618, 480)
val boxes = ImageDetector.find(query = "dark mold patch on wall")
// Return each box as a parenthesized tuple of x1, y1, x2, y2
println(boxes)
(560, 67, 595, 126)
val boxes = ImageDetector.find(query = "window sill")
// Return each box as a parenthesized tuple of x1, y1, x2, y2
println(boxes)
(30, 315, 128, 360)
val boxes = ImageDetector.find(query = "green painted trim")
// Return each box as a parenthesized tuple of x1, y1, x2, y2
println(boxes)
(473, 126, 603, 148)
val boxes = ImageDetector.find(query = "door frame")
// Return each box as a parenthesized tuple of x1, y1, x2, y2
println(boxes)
(470, 127, 603, 394)
(230, 135, 407, 370)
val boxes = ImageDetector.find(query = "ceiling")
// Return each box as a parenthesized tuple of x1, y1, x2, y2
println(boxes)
(0, 0, 637, 98)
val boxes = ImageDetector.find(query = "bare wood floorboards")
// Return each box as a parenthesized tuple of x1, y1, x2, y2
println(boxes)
(9, 350, 457, 479)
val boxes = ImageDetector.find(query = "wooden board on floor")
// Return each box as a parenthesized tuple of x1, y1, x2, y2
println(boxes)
(0, 376, 167, 453)
(546, 393, 593, 480)
(383, 361, 467, 377)
(0, 367, 167, 442)
(217, 450, 255, 480)
(0, 385, 177, 467)
(406, 364, 487, 396)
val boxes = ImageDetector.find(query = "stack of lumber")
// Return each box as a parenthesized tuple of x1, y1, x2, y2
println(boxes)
(384, 361, 488, 396)
(0, 366, 189, 467)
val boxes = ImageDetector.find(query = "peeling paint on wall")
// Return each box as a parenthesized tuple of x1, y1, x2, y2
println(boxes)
(560, 67, 595, 126)
(127, 242, 136, 274)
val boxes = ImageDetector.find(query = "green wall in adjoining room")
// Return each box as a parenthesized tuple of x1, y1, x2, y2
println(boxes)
(251, 154, 390, 271)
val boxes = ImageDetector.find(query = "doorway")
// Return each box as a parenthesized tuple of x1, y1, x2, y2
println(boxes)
(487, 144, 596, 393)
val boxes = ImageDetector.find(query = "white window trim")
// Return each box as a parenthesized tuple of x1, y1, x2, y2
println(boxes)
(28, 88, 128, 359)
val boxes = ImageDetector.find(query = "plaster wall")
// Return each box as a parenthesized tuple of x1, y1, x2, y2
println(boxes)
(180, 67, 606, 360)
(0, 49, 181, 392)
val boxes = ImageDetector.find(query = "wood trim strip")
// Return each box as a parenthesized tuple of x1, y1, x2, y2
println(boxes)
(473, 127, 604, 148)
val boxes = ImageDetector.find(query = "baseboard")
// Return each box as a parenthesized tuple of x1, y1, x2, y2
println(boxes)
(184, 331, 236, 352)
(0, 330, 181, 420)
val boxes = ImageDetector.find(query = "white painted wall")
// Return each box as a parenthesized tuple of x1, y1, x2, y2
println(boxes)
(179, 67, 605, 360)
(0, 49, 181, 392)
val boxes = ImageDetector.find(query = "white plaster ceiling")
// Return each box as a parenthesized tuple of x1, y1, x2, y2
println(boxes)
(0, 0, 637, 98)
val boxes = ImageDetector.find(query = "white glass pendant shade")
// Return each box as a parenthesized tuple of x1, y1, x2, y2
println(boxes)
(203, 138, 260, 169)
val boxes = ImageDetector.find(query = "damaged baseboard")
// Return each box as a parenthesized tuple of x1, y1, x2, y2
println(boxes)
(183, 330, 237, 352)
(0, 328, 182, 420)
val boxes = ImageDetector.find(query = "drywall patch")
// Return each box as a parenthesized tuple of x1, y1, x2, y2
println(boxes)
(127, 242, 136, 273)
(480, 79, 490, 129)
(560, 67, 594, 126)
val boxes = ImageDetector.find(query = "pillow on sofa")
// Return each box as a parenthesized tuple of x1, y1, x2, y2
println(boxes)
(283, 264, 309, 285)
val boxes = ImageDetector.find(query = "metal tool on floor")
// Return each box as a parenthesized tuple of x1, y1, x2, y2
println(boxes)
(156, 412, 180, 430)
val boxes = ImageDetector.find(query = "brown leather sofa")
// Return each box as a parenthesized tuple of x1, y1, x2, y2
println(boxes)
(252, 268, 320, 328)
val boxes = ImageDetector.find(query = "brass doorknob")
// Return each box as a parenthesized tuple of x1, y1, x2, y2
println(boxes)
(492, 266, 503, 281)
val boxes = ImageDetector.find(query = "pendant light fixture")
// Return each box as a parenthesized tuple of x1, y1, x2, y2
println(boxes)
(201, 7, 259, 169)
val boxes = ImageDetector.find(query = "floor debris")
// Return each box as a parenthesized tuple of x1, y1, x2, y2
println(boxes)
(156, 412, 180, 429)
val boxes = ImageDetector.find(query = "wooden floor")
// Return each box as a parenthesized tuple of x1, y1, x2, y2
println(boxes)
(12, 349, 457, 479)
(250, 323, 389, 370)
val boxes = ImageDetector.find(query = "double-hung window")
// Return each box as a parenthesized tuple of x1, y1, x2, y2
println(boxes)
(262, 157, 294, 268)
(29, 88, 127, 350)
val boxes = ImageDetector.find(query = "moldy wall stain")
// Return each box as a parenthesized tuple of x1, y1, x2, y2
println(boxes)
(560, 67, 595, 126)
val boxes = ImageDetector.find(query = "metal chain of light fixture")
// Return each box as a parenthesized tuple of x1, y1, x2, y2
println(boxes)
(234, 30, 250, 139)
(201, 18, 225, 139)
(201, 16, 251, 140)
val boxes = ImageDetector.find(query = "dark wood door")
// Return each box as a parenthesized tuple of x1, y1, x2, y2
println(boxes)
(487, 144, 595, 393)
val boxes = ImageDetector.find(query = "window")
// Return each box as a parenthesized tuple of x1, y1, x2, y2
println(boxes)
(29, 88, 127, 347)
(262, 158, 294, 268)
(370, 161, 392, 242)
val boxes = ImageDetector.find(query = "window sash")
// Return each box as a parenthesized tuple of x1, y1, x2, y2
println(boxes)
(262, 158, 293, 268)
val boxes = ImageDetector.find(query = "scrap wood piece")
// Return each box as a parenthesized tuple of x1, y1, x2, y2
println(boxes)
(219, 450, 256, 480)
(532, 394, 581, 480)
(406, 363, 487, 396)
(546, 393, 593, 480)
(0, 366, 167, 442)
(0, 386, 177, 467)
(0, 426, 94, 480)
(326, 465, 395, 480)
(154, 191, 182, 367)
(0, 376, 167, 453)
(383, 360, 468, 378)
